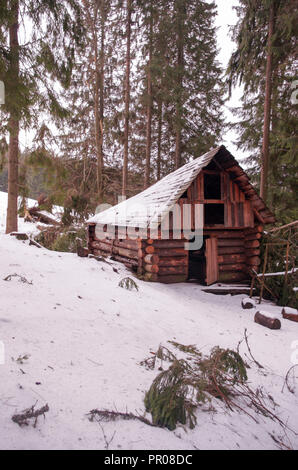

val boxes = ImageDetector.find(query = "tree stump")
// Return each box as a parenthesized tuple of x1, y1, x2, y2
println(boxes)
(77, 246, 89, 258)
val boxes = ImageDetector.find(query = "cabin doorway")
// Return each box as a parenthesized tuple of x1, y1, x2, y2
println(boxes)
(188, 236, 218, 285)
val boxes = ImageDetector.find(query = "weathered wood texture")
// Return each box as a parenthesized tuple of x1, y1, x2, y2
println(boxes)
(88, 225, 141, 271)
(142, 238, 188, 282)
(185, 170, 254, 229)
(206, 237, 218, 285)
(88, 225, 261, 284)
(244, 224, 263, 274)
(86, 165, 267, 285)
(254, 311, 281, 330)
(282, 308, 298, 323)
(208, 230, 250, 283)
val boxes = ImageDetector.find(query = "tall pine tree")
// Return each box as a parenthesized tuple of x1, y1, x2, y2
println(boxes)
(228, 0, 297, 221)
(0, 0, 83, 232)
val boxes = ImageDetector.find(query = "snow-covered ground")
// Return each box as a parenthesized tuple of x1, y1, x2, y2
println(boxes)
(0, 191, 62, 235)
(0, 195, 298, 450)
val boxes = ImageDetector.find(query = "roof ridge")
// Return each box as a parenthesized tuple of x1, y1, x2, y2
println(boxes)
(87, 145, 275, 227)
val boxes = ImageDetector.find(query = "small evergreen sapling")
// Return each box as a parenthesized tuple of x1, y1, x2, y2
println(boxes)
(118, 277, 139, 291)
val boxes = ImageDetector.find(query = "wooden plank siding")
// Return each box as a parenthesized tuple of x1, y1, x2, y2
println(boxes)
(175, 169, 254, 230)
(205, 237, 218, 285)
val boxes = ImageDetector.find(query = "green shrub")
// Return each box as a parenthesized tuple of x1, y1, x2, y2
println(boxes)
(50, 227, 86, 253)
(34, 226, 87, 253)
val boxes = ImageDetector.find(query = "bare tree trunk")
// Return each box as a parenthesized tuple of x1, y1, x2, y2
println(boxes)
(157, 98, 163, 181)
(269, 68, 278, 208)
(83, 0, 105, 203)
(94, 62, 102, 199)
(6, 0, 19, 234)
(98, 0, 105, 200)
(144, 8, 153, 189)
(174, 0, 185, 170)
(260, 3, 275, 203)
(122, 0, 132, 197)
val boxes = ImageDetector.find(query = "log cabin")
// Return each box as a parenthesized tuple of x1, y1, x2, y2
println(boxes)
(87, 145, 275, 285)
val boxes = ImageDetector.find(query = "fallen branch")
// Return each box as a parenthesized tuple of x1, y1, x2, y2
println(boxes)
(282, 365, 298, 394)
(269, 432, 293, 451)
(12, 403, 49, 427)
(144, 342, 297, 436)
(244, 328, 264, 369)
(269, 221, 298, 233)
(29, 238, 43, 249)
(3, 273, 33, 285)
(87, 408, 156, 427)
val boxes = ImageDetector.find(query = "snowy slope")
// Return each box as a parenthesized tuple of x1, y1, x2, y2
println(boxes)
(0, 233, 298, 450)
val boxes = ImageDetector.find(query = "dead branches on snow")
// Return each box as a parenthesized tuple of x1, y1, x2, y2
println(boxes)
(12, 403, 49, 427)
(87, 408, 156, 427)
(3, 273, 33, 285)
(244, 328, 264, 369)
(282, 365, 298, 394)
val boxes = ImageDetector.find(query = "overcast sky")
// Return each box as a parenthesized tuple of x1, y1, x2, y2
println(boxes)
(214, 0, 245, 159)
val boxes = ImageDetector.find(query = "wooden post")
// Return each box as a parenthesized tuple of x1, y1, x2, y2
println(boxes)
(285, 242, 289, 283)
(249, 272, 255, 299)
(259, 244, 269, 304)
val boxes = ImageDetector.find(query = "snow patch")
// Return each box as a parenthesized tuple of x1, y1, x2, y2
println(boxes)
(0, 233, 297, 450)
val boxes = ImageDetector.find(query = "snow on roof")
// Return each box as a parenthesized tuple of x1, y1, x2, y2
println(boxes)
(88, 146, 221, 229)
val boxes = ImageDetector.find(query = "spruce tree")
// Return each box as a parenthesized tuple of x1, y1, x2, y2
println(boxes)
(0, 0, 83, 232)
(135, 0, 224, 180)
(122, 0, 132, 196)
(228, 0, 297, 221)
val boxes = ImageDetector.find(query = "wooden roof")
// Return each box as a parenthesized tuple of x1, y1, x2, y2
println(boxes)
(88, 145, 275, 228)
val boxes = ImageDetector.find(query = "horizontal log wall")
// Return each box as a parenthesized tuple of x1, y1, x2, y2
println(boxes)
(244, 224, 263, 275)
(87, 221, 264, 284)
(88, 227, 141, 271)
(142, 238, 188, 283)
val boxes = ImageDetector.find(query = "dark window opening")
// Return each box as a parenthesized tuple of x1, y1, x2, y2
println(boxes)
(204, 204, 224, 225)
(181, 190, 188, 198)
(204, 173, 221, 200)
(205, 160, 218, 171)
(89, 225, 95, 236)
